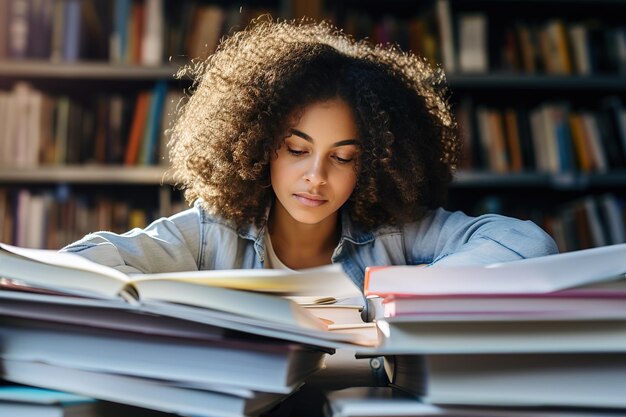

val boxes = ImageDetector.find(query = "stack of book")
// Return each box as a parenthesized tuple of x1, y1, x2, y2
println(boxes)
(359, 243, 626, 414)
(0, 243, 372, 417)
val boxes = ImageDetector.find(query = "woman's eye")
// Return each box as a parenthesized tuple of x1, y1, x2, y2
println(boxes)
(334, 155, 354, 164)
(287, 148, 306, 156)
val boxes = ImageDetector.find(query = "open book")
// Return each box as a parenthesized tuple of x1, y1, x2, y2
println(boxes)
(0, 242, 372, 347)
(0, 243, 361, 300)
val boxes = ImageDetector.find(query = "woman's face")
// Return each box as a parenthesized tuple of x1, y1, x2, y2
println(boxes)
(270, 98, 360, 227)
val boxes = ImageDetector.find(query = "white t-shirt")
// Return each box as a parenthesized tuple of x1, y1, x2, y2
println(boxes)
(264, 228, 293, 270)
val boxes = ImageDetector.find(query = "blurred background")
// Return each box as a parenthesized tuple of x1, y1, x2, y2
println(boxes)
(0, 0, 624, 252)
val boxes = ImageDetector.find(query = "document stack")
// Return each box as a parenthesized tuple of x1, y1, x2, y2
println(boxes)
(357, 243, 626, 416)
(0, 243, 370, 417)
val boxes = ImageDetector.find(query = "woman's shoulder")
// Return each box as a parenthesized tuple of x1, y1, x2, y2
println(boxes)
(180, 199, 261, 240)
(179, 199, 238, 228)
(396, 206, 535, 227)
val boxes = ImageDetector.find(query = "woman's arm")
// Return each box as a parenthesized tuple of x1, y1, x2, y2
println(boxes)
(60, 205, 203, 274)
(404, 208, 559, 267)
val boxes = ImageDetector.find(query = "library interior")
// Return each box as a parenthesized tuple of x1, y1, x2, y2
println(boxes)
(1, 0, 626, 417)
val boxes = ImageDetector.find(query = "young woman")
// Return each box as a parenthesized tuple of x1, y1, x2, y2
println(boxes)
(62, 18, 557, 291)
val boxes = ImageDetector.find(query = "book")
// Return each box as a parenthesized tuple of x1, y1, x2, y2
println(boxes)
(600, 193, 626, 245)
(544, 19, 573, 75)
(474, 107, 492, 170)
(423, 352, 626, 408)
(0, 242, 368, 347)
(603, 96, 626, 160)
(187, 5, 225, 60)
(128, 2, 144, 64)
(568, 23, 592, 75)
(62, 0, 82, 62)
(501, 27, 518, 72)
(0, 289, 227, 341)
(139, 81, 168, 165)
(580, 111, 608, 172)
(8, 0, 30, 59)
(0, 0, 8, 59)
(124, 91, 150, 166)
(552, 104, 575, 171)
(529, 106, 550, 171)
(325, 386, 442, 417)
(1, 242, 361, 300)
(157, 90, 185, 165)
(582, 196, 608, 248)
(503, 108, 523, 172)
(516, 22, 538, 73)
(110, 0, 131, 64)
(141, 0, 164, 66)
(595, 107, 626, 169)
(80, 0, 109, 62)
(0, 385, 98, 417)
(327, 322, 378, 346)
(375, 315, 626, 354)
(2, 359, 285, 417)
(325, 386, 626, 417)
(435, 0, 455, 74)
(457, 13, 488, 73)
(0, 319, 325, 394)
(383, 291, 626, 319)
(568, 112, 594, 172)
(26, 0, 53, 59)
(382, 354, 427, 397)
(364, 243, 626, 297)
(50, 0, 65, 61)
(488, 109, 509, 172)
(304, 303, 365, 325)
(539, 104, 561, 172)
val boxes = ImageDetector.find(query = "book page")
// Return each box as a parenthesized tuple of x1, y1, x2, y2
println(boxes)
(0, 243, 129, 298)
(131, 279, 328, 331)
(129, 263, 362, 300)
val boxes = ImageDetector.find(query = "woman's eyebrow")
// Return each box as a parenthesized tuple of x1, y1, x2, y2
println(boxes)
(290, 128, 359, 147)
(290, 128, 314, 142)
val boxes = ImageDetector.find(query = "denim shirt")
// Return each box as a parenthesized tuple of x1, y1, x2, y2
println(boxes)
(62, 200, 558, 291)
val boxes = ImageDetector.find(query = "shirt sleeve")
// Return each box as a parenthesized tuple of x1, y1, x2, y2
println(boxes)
(403, 208, 559, 267)
(60, 205, 203, 274)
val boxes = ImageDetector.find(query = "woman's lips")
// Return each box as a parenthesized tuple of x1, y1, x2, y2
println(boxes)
(294, 193, 327, 207)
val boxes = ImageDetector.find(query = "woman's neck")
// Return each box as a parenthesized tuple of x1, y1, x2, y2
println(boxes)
(268, 204, 341, 270)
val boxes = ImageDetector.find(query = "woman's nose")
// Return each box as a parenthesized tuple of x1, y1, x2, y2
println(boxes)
(303, 156, 327, 186)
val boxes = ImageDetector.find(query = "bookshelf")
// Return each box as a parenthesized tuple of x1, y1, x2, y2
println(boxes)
(0, 0, 284, 249)
(0, 0, 625, 252)
(321, 0, 626, 252)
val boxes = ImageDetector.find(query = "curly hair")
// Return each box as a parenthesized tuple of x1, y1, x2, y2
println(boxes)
(168, 17, 460, 230)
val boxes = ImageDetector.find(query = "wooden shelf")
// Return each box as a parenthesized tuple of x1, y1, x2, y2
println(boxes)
(3, 62, 623, 91)
(452, 171, 626, 189)
(2, 167, 625, 190)
(0, 61, 184, 81)
(448, 74, 626, 91)
(0, 166, 174, 185)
